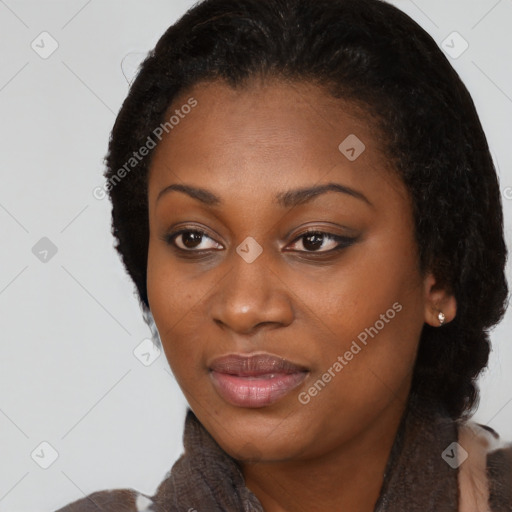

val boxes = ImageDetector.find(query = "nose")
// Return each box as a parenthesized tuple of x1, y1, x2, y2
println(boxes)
(209, 246, 295, 336)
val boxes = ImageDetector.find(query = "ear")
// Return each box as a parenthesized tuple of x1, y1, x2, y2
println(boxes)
(423, 273, 457, 327)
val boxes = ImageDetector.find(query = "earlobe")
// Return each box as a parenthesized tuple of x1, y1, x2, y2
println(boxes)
(423, 273, 457, 327)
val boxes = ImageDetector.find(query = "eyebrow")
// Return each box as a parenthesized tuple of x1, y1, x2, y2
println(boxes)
(156, 182, 373, 208)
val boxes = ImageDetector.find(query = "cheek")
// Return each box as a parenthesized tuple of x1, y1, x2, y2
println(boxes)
(146, 246, 206, 370)
(147, 237, 207, 319)
(303, 236, 422, 341)
(301, 233, 424, 395)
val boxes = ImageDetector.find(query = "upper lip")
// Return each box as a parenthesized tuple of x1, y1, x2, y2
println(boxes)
(209, 353, 308, 376)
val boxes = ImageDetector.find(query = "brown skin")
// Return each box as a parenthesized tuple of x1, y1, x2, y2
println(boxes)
(146, 79, 457, 512)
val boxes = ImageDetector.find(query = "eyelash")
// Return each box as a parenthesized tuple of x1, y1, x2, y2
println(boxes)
(161, 227, 357, 257)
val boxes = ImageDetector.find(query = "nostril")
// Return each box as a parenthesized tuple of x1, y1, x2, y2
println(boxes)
(214, 318, 226, 329)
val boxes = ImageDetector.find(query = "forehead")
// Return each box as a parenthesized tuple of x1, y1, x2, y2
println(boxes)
(147, 79, 404, 206)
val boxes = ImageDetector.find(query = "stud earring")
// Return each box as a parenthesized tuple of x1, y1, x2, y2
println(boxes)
(438, 311, 446, 326)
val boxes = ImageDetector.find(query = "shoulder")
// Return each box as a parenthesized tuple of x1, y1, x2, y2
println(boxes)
(457, 419, 512, 512)
(54, 488, 156, 512)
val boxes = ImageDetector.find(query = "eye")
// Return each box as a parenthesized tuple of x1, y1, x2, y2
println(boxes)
(162, 227, 357, 255)
(164, 229, 223, 252)
(286, 230, 356, 253)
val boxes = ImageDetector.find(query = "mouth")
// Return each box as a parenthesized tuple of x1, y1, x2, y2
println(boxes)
(208, 353, 309, 408)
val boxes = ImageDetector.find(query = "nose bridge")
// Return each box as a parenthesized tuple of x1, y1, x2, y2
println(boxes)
(210, 240, 293, 333)
(232, 240, 269, 298)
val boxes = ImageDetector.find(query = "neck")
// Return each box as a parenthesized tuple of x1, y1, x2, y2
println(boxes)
(241, 396, 410, 512)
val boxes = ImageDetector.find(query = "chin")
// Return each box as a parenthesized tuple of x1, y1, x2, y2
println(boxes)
(204, 408, 307, 462)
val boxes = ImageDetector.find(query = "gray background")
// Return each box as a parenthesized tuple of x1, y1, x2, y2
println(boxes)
(0, 1, 511, 511)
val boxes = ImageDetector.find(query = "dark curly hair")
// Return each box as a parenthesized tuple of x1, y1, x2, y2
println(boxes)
(102, 0, 509, 420)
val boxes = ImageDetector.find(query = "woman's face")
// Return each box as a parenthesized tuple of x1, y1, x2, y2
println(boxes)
(146, 79, 443, 462)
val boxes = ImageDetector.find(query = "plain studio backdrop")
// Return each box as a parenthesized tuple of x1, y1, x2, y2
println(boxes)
(0, 1, 511, 511)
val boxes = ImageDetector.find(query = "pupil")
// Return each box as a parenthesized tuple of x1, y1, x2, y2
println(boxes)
(183, 231, 202, 248)
(304, 233, 323, 251)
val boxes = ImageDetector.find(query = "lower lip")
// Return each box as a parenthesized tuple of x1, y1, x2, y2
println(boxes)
(209, 371, 308, 408)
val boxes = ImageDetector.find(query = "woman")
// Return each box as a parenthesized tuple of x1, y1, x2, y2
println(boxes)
(55, 0, 512, 510)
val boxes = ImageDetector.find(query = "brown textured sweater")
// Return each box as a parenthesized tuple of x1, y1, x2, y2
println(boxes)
(54, 393, 512, 512)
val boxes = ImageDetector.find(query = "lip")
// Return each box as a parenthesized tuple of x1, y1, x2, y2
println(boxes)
(208, 353, 309, 408)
